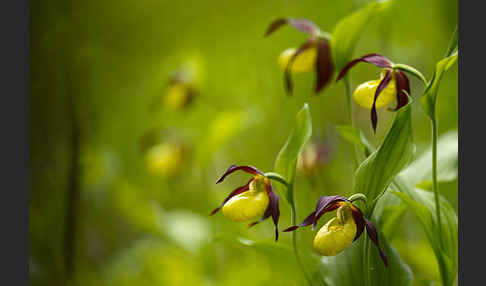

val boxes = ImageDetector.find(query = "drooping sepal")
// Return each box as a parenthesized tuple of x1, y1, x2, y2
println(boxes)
(283, 195, 347, 232)
(265, 18, 321, 37)
(371, 69, 392, 133)
(364, 218, 388, 267)
(216, 165, 264, 184)
(337, 53, 393, 81)
(349, 205, 365, 241)
(268, 184, 280, 241)
(389, 70, 410, 111)
(315, 39, 334, 94)
(284, 40, 315, 95)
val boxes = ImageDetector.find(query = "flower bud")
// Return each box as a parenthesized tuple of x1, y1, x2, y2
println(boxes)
(353, 77, 396, 109)
(279, 46, 317, 74)
(222, 176, 270, 222)
(313, 205, 357, 256)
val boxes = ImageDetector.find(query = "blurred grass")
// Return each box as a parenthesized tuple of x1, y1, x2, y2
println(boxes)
(30, 0, 457, 285)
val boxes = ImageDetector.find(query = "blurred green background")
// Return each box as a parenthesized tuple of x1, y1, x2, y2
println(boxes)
(30, 0, 457, 285)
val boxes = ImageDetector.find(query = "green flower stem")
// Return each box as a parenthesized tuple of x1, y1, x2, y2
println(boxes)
(265, 172, 289, 188)
(431, 117, 443, 249)
(343, 76, 360, 168)
(266, 173, 313, 286)
(343, 75, 372, 283)
(348, 193, 367, 205)
(444, 26, 458, 58)
(393, 63, 428, 86)
(289, 191, 313, 286)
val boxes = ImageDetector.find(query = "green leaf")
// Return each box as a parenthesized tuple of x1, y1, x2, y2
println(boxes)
(336, 125, 364, 149)
(399, 130, 458, 187)
(317, 230, 413, 286)
(274, 103, 312, 202)
(371, 191, 408, 240)
(331, 0, 391, 72)
(336, 124, 375, 157)
(392, 180, 458, 286)
(421, 52, 458, 118)
(354, 104, 415, 208)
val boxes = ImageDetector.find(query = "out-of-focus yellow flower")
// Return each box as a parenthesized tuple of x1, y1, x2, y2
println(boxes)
(279, 46, 317, 74)
(145, 143, 183, 177)
(211, 165, 280, 241)
(265, 18, 334, 94)
(313, 205, 357, 256)
(353, 77, 396, 109)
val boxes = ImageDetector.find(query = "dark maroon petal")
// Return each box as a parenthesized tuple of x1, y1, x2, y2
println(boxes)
(216, 165, 264, 184)
(350, 206, 365, 241)
(267, 183, 280, 241)
(313, 203, 342, 230)
(282, 211, 316, 232)
(284, 40, 315, 96)
(371, 70, 392, 133)
(315, 39, 334, 94)
(265, 18, 320, 37)
(264, 18, 288, 37)
(282, 225, 299, 232)
(286, 196, 347, 231)
(336, 53, 393, 81)
(210, 178, 254, 215)
(314, 195, 348, 219)
(247, 221, 260, 227)
(389, 70, 410, 111)
(248, 204, 272, 226)
(288, 19, 321, 35)
(312, 196, 347, 230)
(364, 218, 388, 267)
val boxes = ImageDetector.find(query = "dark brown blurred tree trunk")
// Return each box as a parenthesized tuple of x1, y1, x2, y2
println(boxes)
(62, 1, 81, 284)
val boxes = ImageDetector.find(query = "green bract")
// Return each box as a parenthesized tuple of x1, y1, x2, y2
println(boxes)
(421, 51, 458, 118)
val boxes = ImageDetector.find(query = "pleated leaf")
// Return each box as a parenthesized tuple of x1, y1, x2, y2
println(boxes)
(353, 103, 415, 204)
(274, 103, 312, 203)
(331, 0, 391, 73)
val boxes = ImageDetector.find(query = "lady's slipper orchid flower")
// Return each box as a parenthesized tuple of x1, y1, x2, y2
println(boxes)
(283, 195, 388, 266)
(211, 165, 281, 241)
(265, 18, 334, 95)
(337, 53, 411, 133)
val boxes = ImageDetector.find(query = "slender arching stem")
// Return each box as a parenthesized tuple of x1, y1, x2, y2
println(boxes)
(289, 188, 313, 286)
(343, 76, 360, 168)
(431, 117, 443, 249)
(343, 74, 374, 285)
(266, 174, 313, 286)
